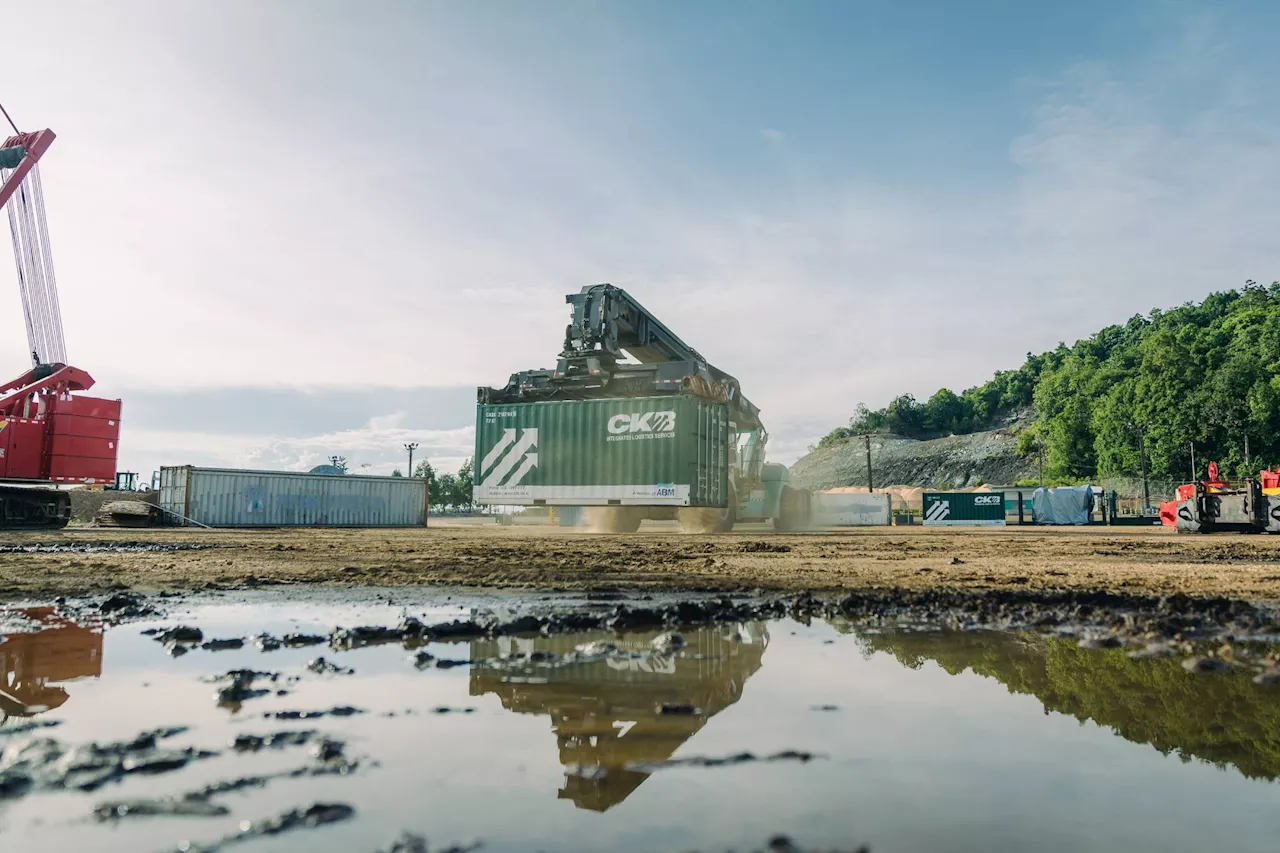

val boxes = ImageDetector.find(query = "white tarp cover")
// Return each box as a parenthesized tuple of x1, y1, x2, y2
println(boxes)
(813, 492, 892, 526)
(1032, 486, 1093, 525)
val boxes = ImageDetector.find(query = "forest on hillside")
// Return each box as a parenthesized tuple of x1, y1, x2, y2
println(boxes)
(820, 282, 1280, 482)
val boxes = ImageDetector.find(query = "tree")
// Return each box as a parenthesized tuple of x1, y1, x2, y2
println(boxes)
(436, 473, 458, 509)
(454, 457, 474, 510)
(391, 469, 403, 477)
(328, 455, 348, 473)
(923, 388, 971, 435)
(1015, 425, 1042, 458)
(849, 402, 888, 434)
(884, 394, 924, 437)
(810, 283, 1280, 483)
(414, 460, 436, 480)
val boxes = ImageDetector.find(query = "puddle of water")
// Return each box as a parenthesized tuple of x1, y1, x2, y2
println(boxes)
(3, 592, 1280, 852)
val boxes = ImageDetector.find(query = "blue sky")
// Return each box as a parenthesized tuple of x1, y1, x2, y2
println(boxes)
(4, 0, 1279, 477)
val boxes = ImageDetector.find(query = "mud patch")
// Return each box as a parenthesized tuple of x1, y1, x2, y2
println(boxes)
(0, 542, 212, 554)
(3, 589, 1280, 852)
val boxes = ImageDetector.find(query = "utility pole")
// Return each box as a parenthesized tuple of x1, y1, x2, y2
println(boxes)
(1245, 434, 1251, 470)
(1038, 442, 1044, 486)
(405, 442, 419, 478)
(1189, 441, 1196, 482)
(864, 434, 874, 493)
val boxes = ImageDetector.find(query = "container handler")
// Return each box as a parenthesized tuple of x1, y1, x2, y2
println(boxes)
(1166, 461, 1280, 533)
(476, 284, 808, 532)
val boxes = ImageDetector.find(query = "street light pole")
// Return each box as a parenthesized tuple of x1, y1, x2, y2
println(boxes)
(405, 442, 419, 477)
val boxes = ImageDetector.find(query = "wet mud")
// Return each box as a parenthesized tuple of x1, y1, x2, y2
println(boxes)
(0, 542, 211, 554)
(4, 586, 1280, 851)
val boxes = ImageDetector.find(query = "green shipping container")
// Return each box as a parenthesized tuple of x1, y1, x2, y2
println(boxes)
(922, 492, 1007, 526)
(474, 395, 730, 507)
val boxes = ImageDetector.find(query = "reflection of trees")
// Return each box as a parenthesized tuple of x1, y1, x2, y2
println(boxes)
(839, 623, 1280, 781)
(469, 623, 768, 811)
(0, 607, 103, 724)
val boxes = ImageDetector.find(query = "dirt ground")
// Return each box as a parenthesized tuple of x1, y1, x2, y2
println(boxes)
(4, 522, 1280, 602)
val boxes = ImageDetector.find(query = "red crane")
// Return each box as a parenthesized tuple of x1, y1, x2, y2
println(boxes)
(0, 122, 121, 528)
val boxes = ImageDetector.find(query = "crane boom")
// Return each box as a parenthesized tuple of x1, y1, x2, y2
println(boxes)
(481, 283, 762, 430)
(0, 122, 120, 529)
(563, 284, 712, 366)
(0, 128, 66, 365)
(0, 129, 54, 210)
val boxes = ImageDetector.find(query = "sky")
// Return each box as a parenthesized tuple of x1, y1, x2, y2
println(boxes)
(3, 0, 1279, 478)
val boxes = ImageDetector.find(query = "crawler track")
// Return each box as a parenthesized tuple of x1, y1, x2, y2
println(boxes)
(0, 485, 70, 531)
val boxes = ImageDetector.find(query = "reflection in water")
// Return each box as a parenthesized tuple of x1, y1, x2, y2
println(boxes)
(0, 607, 103, 724)
(847, 626, 1280, 781)
(469, 623, 768, 811)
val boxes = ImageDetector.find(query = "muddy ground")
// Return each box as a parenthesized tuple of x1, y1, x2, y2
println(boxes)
(3, 523, 1280, 601)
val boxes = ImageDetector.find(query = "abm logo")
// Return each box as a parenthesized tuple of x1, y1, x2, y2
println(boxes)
(608, 411, 677, 435)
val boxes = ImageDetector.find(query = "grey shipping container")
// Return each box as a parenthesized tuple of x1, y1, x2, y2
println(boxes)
(159, 466, 428, 528)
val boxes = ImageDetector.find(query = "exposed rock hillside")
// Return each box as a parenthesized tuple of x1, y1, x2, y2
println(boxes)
(788, 426, 1036, 492)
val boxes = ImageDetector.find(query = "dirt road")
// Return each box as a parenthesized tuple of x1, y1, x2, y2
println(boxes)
(3, 523, 1280, 601)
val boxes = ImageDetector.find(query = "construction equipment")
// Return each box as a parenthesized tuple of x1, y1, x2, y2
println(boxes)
(1, 606, 103, 724)
(477, 283, 808, 532)
(1167, 461, 1280, 533)
(0, 125, 121, 529)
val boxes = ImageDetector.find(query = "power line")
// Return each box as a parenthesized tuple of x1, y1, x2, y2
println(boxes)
(0, 101, 18, 136)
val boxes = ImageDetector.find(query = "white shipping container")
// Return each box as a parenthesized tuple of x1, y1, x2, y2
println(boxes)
(812, 492, 892, 526)
(159, 466, 428, 528)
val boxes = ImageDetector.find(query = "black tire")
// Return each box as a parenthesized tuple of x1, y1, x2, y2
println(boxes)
(774, 486, 809, 531)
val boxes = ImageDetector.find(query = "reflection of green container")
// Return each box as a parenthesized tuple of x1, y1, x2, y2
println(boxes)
(474, 395, 730, 507)
(922, 492, 1006, 526)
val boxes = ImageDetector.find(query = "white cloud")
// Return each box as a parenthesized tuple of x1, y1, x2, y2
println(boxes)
(3, 8, 1277, 472)
(366, 411, 409, 432)
(243, 423, 474, 477)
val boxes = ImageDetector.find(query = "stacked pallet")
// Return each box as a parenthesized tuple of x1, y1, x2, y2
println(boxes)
(95, 500, 156, 528)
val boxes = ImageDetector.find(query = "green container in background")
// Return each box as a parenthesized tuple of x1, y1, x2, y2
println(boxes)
(922, 492, 1007, 526)
(474, 395, 729, 507)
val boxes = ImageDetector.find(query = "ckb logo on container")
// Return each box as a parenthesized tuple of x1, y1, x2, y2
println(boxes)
(607, 411, 677, 442)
